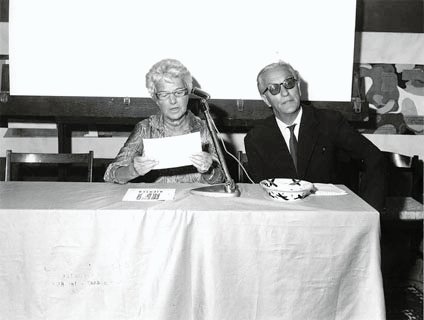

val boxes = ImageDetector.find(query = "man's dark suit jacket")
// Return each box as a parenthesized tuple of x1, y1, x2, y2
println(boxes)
(244, 105, 386, 211)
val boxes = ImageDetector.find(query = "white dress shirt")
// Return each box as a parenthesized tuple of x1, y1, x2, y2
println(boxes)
(275, 107, 303, 154)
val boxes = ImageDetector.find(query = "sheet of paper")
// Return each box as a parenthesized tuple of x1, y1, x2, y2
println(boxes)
(142, 132, 201, 170)
(312, 183, 348, 196)
(122, 188, 175, 201)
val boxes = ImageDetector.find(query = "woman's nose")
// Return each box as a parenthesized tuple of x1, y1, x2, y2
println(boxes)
(168, 94, 177, 104)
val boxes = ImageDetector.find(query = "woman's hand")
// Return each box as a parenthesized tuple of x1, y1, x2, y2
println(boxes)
(133, 156, 159, 176)
(190, 152, 213, 173)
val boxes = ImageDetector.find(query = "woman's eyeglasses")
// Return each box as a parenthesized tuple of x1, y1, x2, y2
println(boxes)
(155, 88, 188, 100)
(262, 77, 297, 95)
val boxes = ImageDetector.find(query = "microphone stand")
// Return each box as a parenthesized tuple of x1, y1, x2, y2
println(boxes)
(190, 98, 240, 197)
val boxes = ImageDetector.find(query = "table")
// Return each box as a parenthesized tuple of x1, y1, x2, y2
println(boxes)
(0, 182, 385, 320)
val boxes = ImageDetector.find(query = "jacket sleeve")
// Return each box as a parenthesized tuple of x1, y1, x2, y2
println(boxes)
(334, 114, 386, 211)
(104, 122, 145, 184)
(244, 132, 266, 183)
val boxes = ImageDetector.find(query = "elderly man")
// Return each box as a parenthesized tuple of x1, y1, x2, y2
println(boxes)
(244, 61, 386, 211)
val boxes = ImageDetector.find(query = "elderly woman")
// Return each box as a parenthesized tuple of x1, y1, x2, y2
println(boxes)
(104, 58, 225, 184)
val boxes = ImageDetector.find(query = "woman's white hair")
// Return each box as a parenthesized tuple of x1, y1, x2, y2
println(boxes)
(145, 59, 193, 98)
(256, 60, 300, 94)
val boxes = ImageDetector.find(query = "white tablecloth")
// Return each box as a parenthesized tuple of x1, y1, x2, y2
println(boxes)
(0, 182, 385, 320)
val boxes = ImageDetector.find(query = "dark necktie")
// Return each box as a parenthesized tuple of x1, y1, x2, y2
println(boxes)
(287, 124, 298, 172)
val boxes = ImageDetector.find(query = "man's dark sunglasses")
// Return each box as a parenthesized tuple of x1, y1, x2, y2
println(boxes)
(262, 77, 298, 95)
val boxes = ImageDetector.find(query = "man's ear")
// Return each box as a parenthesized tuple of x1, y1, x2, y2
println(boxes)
(261, 94, 271, 107)
(297, 81, 302, 97)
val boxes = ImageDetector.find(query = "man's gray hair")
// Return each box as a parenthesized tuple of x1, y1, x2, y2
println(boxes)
(145, 59, 193, 98)
(256, 61, 299, 94)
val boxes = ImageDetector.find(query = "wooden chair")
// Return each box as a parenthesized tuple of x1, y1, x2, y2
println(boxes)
(382, 151, 423, 220)
(5, 150, 94, 182)
(380, 152, 423, 289)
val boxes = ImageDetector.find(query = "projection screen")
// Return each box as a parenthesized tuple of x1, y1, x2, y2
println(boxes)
(9, 0, 356, 101)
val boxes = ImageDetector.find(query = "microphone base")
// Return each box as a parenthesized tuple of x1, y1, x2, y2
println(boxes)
(190, 184, 241, 198)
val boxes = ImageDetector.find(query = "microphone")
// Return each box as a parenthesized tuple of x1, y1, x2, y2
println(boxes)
(191, 87, 211, 100)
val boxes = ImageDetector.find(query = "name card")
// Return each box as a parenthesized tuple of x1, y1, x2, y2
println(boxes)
(122, 188, 176, 201)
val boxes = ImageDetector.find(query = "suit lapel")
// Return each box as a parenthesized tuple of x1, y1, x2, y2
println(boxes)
(297, 106, 319, 178)
(265, 116, 290, 154)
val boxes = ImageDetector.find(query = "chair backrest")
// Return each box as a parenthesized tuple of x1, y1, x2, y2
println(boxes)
(383, 151, 422, 202)
(383, 151, 417, 168)
(5, 150, 94, 182)
(237, 151, 249, 183)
